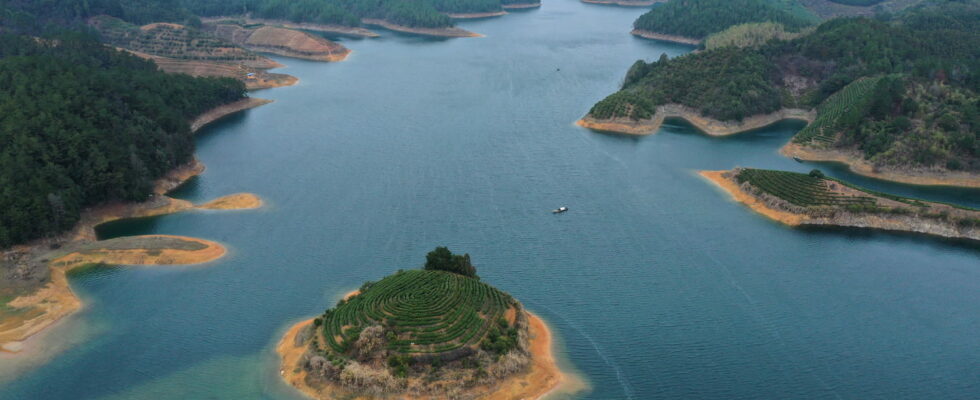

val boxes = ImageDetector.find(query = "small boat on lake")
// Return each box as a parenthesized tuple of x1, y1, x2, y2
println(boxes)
(552, 206, 568, 214)
(793, 157, 803, 163)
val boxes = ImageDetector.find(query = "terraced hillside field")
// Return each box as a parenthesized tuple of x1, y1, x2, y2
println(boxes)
(735, 168, 878, 207)
(318, 269, 516, 357)
(90, 16, 278, 68)
(791, 76, 884, 146)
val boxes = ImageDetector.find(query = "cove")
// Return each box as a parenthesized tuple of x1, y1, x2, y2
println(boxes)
(2, 2, 978, 399)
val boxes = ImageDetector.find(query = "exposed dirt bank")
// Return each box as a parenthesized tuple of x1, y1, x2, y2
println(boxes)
(583, 0, 666, 6)
(447, 11, 508, 19)
(362, 19, 482, 38)
(579, 105, 815, 136)
(502, 3, 542, 9)
(781, 143, 980, 189)
(201, 17, 380, 38)
(631, 29, 702, 45)
(1, 235, 225, 354)
(206, 24, 351, 62)
(191, 98, 274, 132)
(277, 310, 570, 400)
(700, 170, 980, 241)
(198, 193, 264, 210)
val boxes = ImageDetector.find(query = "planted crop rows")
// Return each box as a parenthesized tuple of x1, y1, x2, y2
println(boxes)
(736, 169, 876, 207)
(320, 270, 514, 356)
(793, 77, 883, 145)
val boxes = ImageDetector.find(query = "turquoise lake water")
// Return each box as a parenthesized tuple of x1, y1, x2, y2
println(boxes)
(2, 1, 979, 399)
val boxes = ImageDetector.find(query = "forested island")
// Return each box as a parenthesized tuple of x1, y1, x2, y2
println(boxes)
(631, 0, 818, 44)
(702, 168, 979, 241)
(581, 0, 979, 187)
(278, 248, 566, 399)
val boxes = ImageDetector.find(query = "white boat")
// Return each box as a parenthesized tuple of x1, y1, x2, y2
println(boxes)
(552, 206, 568, 214)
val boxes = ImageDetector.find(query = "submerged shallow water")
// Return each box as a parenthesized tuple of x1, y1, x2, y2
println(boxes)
(3, 2, 979, 399)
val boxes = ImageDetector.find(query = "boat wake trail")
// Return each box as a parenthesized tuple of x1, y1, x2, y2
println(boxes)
(533, 302, 635, 399)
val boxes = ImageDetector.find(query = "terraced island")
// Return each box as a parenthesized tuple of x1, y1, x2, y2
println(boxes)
(701, 168, 980, 241)
(278, 248, 565, 399)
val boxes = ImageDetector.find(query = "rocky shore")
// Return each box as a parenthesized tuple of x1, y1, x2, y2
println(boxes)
(781, 143, 980, 189)
(700, 170, 980, 241)
(630, 29, 702, 45)
(578, 105, 815, 136)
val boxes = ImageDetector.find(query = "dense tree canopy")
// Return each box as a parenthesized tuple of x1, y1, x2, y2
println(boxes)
(592, 0, 979, 172)
(0, 0, 526, 31)
(0, 34, 245, 247)
(424, 247, 478, 278)
(633, 0, 817, 39)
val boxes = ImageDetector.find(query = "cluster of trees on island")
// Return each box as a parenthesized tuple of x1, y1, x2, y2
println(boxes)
(0, 33, 245, 248)
(591, 0, 979, 173)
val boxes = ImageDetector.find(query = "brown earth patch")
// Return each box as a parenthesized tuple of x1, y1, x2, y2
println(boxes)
(631, 29, 702, 45)
(198, 193, 264, 210)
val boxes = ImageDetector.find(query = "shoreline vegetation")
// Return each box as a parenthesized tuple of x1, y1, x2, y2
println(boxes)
(277, 297, 570, 400)
(0, 100, 271, 356)
(578, 105, 814, 136)
(579, 105, 979, 188)
(700, 169, 980, 241)
(630, 29, 702, 46)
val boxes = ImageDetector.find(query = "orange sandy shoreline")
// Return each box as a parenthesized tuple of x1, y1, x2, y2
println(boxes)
(578, 106, 815, 137)
(277, 308, 572, 400)
(699, 171, 805, 226)
(631, 29, 702, 45)
(1, 235, 227, 354)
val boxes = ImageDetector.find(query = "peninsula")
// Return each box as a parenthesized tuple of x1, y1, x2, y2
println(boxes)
(277, 247, 571, 399)
(701, 168, 979, 241)
(581, 1, 979, 187)
(0, 33, 273, 355)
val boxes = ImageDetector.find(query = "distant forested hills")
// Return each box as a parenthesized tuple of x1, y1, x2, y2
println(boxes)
(0, 34, 245, 247)
(589, 0, 979, 173)
(633, 0, 819, 40)
(0, 0, 530, 31)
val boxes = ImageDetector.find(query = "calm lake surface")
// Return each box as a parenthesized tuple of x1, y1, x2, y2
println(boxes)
(3, 1, 979, 399)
